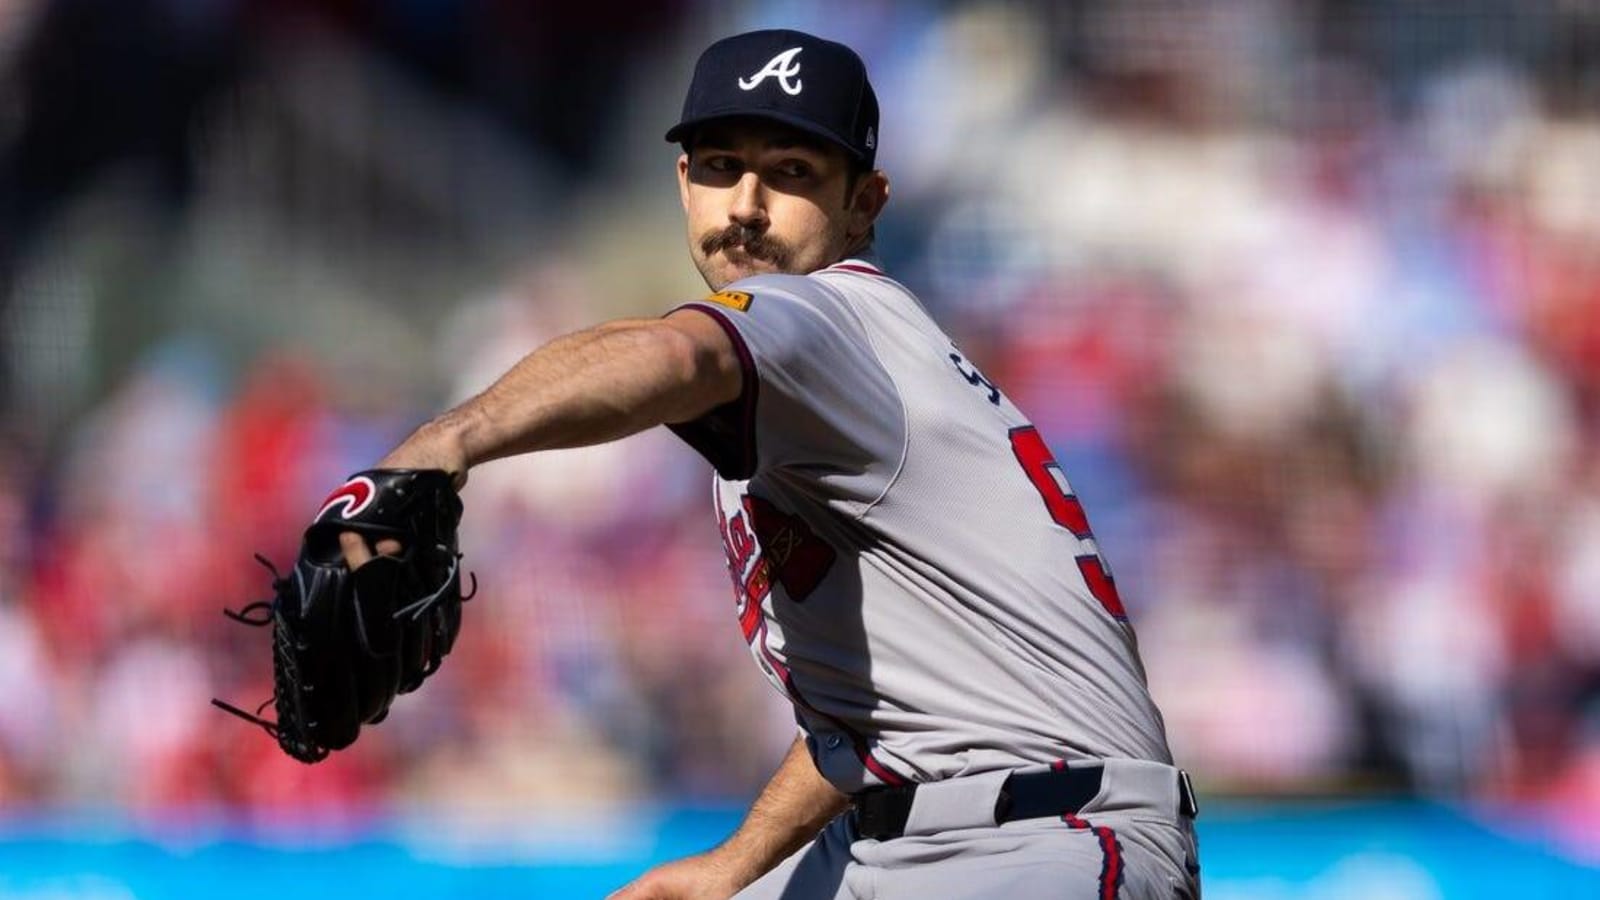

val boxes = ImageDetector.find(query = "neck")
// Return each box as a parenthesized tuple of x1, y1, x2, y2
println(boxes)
(840, 234, 874, 260)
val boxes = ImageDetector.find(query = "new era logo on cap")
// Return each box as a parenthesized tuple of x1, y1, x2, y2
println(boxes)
(666, 29, 879, 168)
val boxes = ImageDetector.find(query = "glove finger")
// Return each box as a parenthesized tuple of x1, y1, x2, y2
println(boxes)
(398, 615, 433, 694)
(350, 557, 404, 654)
(309, 662, 362, 751)
(395, 554, 448, 693)
(350, 558, 404, 722)
(433, 598, 462, 659)
(280, 563, 362, 759)
(304, 616, 363, 752)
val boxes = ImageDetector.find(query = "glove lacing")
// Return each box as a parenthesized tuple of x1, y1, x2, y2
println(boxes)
(210, 554, 291, 738)
(392, 550, 478, 621)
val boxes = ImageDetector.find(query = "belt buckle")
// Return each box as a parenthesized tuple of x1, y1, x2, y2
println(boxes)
(1177, 769, 1200, 819)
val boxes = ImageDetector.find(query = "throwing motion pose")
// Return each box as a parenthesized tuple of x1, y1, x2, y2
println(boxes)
(338, 29, 1199, 900)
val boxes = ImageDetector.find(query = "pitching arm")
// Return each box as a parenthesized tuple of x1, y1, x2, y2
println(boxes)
(375, 308, 742, 481)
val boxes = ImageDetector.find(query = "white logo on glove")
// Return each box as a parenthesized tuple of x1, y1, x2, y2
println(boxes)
(739, 47, 804, 96)
(316, 475, 377, 521)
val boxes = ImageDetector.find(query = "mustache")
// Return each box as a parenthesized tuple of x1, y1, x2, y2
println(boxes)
(699, 224, 793, 270)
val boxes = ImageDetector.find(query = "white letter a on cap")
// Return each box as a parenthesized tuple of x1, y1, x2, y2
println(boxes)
(738, 47, 804, 96)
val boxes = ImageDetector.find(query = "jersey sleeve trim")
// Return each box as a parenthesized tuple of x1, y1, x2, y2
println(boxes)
(666, 302, 759, 480)
(827, 262, 886, 277)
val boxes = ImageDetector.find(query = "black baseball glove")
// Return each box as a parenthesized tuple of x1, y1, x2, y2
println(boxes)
(213, 468, 474, 763)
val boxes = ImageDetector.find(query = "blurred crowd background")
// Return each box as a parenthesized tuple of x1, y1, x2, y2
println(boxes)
(1, 0, 1598, 870)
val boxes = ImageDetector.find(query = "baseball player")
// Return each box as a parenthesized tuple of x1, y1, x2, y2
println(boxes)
(345, 29, 1200, 899)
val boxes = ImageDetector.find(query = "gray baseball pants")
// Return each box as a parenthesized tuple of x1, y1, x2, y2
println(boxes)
(735, 759, 1201, 900)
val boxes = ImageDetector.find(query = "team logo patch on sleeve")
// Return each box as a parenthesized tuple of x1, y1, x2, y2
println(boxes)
(705, 290, 753, 312)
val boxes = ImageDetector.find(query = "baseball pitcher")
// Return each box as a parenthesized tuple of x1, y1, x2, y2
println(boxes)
(324, 29, 1199, 900)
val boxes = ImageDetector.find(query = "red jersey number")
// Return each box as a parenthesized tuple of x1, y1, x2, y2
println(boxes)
(1009, 426, 1129, 621)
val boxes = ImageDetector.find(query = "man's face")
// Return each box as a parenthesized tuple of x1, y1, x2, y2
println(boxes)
(677, 119, 883, 290)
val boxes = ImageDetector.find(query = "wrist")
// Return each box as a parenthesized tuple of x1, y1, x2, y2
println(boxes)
(380, 417, 473, 486)
(435, 404, 490, 472)
(705, 837, 777, 892)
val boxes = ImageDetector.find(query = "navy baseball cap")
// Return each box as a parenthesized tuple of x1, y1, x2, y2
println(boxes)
(666, 29, 879, 168)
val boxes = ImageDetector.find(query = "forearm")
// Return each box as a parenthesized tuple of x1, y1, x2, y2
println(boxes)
(713, 736, 850, 889)
(380, 313, 739, 476)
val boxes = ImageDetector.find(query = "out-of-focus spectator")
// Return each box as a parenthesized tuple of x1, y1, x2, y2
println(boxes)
(0, 2, 1596, 862)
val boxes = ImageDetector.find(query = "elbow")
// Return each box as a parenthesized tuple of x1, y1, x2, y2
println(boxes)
(648, 317, 743, 421)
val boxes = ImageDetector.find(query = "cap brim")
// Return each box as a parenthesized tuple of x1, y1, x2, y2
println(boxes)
(665, 110, 868, 162)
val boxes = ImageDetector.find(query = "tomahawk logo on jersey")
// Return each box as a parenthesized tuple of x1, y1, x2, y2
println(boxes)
(671, 258, 1171, 793)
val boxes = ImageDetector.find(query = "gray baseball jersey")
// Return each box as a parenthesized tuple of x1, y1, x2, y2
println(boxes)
(671, 257, 1174, 795)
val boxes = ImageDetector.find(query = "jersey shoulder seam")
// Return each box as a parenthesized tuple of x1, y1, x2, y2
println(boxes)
(811, 273, 911, 521)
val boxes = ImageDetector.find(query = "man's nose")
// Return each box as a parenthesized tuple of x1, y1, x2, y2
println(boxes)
(728, 172, 768, 230)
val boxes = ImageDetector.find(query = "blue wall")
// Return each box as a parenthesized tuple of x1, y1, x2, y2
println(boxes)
(0, 801, 1594, 899)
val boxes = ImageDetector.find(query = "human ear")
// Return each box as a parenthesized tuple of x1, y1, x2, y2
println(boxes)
(846, 170, 889, 241)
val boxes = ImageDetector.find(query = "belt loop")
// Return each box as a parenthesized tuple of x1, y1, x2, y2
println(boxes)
(853, 783, 916, 840)
(1178, 769, 1200, 819)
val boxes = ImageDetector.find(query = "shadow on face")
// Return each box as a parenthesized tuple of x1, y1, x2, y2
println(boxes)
(678, 117, 881, 288)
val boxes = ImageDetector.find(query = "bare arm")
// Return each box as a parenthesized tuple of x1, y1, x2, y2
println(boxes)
(610, 736, 849, 899)
(339, 308, 741, 566)
(714, 735, 850, 886)
(378, 308, 743, 478)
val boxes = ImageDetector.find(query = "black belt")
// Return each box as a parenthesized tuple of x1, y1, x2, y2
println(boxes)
(851, 765, 1199, 841)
